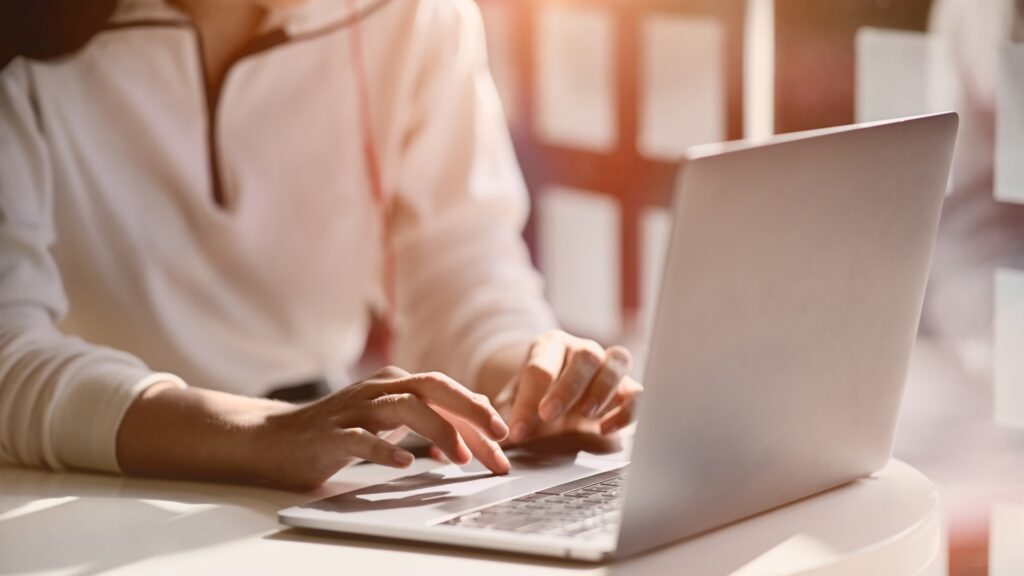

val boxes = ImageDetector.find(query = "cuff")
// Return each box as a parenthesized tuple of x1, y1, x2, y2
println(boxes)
(463, 313, 557, 390)
(49, 365, 187, 473)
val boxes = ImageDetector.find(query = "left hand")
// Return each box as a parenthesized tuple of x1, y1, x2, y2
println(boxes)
(497, 330, 643, 444)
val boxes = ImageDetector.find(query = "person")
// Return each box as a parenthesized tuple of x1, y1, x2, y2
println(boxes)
(0, 0, 642, 490)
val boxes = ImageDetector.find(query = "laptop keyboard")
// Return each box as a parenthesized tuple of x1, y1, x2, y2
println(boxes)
(437, 469, 626, 539)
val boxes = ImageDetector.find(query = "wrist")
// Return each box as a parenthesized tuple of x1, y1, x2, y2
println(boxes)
(245, 401, 299, 483)
(475, 341, 531, 400)
(117, 384, 291, 485)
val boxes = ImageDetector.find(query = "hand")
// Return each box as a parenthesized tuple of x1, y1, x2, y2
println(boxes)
(497, 330, 643, 444)
(256, 366, 510, 490)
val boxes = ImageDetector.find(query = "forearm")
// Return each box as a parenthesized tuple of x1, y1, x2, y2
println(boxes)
(115, 382, 285, 484)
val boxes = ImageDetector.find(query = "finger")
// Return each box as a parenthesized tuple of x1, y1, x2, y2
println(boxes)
(598, 376, 644, 415)
(539, 339, 605, 422)
(379, 425, 409, 445)
(428, 445, 448, 463)
(598, 402, 634, 434)
(599, 396, 637, 434)
(457, 421, 511, 475)
(335, 428, 414, 468)
(346, 366, 411, 401)
(510, 334, 567, 442)
(437, 406, 511, 475)
(369, 365, 411, 381)
(575, 346, 632, 418)
(369, 393, 472, 465)
(378, 372, 508, 441)
(619, 376, 644, 397)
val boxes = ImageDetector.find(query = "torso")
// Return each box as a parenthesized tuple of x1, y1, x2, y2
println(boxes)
(29, 0, 412, 393)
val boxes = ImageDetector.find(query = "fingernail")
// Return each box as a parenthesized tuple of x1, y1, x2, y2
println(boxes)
(490, 415, 509, 439)
(393, 451, 414, 467)
(540, 399, 563, 421)
(510, 422, 529, 443)
(578, 400, 596, 418)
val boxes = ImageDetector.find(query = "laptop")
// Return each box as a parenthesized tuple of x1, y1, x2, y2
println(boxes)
(279, 112, 958, 561)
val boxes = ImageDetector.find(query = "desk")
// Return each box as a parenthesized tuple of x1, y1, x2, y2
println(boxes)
(0, 459, 939, 576)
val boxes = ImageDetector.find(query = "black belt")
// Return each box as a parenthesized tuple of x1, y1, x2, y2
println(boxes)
(265, 379, 331, 402)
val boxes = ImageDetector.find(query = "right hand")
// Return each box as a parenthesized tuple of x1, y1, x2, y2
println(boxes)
(255, 366, 511, 490)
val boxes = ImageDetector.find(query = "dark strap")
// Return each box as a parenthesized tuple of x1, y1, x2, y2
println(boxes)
(265, 379, 330, 402)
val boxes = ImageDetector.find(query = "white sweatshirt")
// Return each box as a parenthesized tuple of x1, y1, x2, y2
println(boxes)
(0, 0, 555, 473)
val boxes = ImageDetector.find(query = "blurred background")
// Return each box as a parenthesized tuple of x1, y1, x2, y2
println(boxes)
(473, 0, 1024, 573)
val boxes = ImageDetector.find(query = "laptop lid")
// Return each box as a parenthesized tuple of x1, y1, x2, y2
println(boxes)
(616, 113, 958, 557)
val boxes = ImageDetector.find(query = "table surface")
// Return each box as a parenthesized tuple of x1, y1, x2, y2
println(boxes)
(0, 457, 941, 576)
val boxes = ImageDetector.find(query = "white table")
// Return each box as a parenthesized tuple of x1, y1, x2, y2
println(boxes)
(0, 458, 941, 576)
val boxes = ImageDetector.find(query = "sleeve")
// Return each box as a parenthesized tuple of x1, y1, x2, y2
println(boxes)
(388, 0, 557, 387)
(0, 59, 186, 473)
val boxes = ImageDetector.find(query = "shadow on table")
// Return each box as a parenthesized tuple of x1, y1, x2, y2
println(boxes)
(309, 470, 496, 513)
